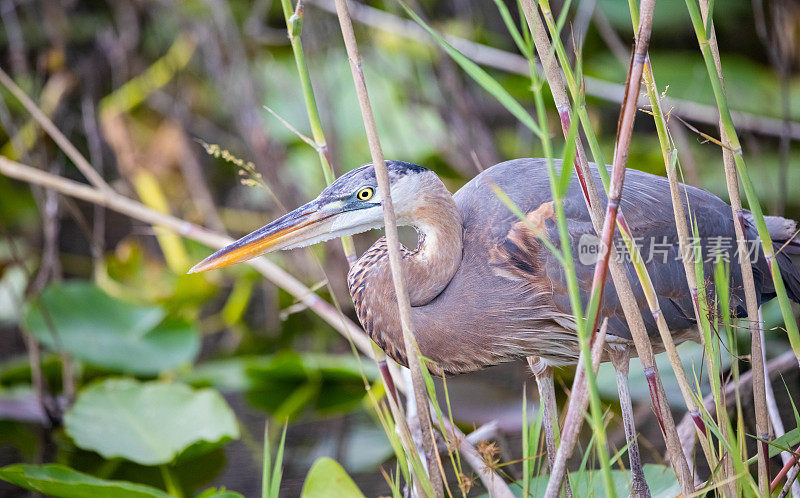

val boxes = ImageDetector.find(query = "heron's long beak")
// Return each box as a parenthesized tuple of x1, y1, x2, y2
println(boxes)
(189, 199, 339, 273)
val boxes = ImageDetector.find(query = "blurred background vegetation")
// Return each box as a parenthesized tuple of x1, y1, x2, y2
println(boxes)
(0, 0, 799, 496)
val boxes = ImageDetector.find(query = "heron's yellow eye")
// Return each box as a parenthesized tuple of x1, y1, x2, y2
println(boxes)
(357, 187, 374, 201)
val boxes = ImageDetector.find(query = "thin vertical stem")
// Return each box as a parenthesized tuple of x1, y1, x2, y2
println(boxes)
(279, 0, 357, 265)
(522, 1, 693, 491)
(159, 465, 184, 498)
(760, 308, 800, 497)
(529, 358, 558, 471)
(0, 67, 111, 193)
(527, 50, 615, 496)
(543, 319, 609, 497)
(278, 0, 398, 432)
(331, 1, 444, 495)
(528, 357, 573, 497)
(546, 1, 656, 490)
(781, 467, 800, 498)
(685, 0, 800, 362)
(773, 444, 800, 493)
(694, 1, 771, 492)
(627, 3, 725, 485)
(610, 348, 650, 498)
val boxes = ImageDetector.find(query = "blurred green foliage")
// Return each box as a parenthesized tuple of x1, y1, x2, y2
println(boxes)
(0, 0, 798, 495)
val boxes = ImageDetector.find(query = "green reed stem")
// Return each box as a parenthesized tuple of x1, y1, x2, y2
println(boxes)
(280, 0, 357, 265)
(684, 0, 800, 359)
(525, 2, 693, 492)
(693, 235, 757, 494)
(530, 69, 617, 498)
(623, 2, 733, 484)
(159, 465, 183, 498)
(281, 2, 446, 494)
(537, 3, 721, 484)
(537, 0, 608, 173)
(640, 59, 724, 463)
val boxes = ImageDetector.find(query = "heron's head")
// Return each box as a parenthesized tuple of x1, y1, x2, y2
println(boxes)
(189, 161, 437, 273)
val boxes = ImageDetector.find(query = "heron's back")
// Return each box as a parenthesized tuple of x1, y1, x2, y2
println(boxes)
(448, 158, 800, 345)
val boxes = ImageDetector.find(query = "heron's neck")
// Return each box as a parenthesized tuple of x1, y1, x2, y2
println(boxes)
(347, 188, 461, 369)
(404, 190, 463, 306)
(348, 189, 462, 310)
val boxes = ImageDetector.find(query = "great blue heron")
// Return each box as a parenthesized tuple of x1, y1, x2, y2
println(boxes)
(191, 158, 800, 493)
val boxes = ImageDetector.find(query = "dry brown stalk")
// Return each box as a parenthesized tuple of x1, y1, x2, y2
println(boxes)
(633, 45, 728, 489)
(780, 467, 800, 498)
(654, 76, 722, 478)
(0, 67, 111, 194)
(522, 2, 693, 494)
(698, 0, 771, 492)
(774, 445, 800, 493)
(522, 2, 593, 207)
(542, 318, 609, 497)
(546, 1, 659, 491)
(596, 2, 694, 483)
(527, 357, 572, 497)
(760, 310, 800, 497)
(331, 0, 444, 493)
(609, 348, 648, 497)
(383, 354, 514, 497)
(527, 358, 558, 471)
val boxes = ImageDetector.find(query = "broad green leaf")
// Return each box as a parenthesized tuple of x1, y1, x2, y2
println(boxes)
(768, 427, 800, 458)
(64, 378, 239, 466)
(97, 448, 226, 495)
(0, 265, 26, 325)
(188, 353, 376, 418)
(184, 353, 379, 393)
(301, 458, 365, 498)
(184, 357, 254, 392)
(482, 464, 680, 497)
(0, 464, 171, 498)
(195, 488, 245, 498)
(24, 281, 200, 375)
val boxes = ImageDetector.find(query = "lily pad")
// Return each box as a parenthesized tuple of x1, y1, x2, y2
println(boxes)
(0, 464, 171, 498)
(245, 353, 376, 418)
(485, 464, 680, 497)
(185, 353, 377, 419)
(301, 458, 365, 498)
(195, 488, 245, 498)
(64, 379, 239, 466)
(24, 281, 199, 375)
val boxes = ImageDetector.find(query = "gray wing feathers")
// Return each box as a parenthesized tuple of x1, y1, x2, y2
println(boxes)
(459, 158, 800, 342)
